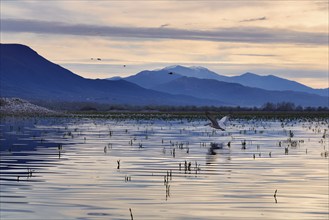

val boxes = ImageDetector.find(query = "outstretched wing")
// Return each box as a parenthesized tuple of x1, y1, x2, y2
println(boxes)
(205, 111, 219, 127)
(218, 115, 229, 128)
(219, 115, 229, 124)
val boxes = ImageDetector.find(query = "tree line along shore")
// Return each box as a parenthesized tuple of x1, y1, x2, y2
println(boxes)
(1, 98, 328, 119)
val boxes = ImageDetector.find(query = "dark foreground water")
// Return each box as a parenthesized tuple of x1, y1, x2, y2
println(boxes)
(0, 116, 328, 220)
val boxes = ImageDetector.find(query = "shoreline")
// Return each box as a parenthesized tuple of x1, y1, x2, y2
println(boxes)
(1, 97, 328, 120)
(1, 110, 328, 120)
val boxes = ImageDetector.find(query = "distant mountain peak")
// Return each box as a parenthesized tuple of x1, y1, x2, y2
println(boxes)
(163, 65, 208, 71)
(1, 43, 30, 49)
(159, 65, 228, 82)
(163, 65, 183, 69)
(1, 43, 39, 56)
(190, 66, 209, 71)
(240, 72, 259, 77)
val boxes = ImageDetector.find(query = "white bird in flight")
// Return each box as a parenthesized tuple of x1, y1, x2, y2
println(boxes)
(205, 111, 229, 131)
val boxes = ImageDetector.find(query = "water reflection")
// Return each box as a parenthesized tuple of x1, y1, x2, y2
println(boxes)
(0, 116, 328, 220)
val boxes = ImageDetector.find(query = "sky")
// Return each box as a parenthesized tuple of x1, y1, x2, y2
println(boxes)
(1, 0, 328, 88)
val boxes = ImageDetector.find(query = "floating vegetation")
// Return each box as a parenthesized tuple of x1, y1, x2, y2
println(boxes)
(117, 160, 121, 169)
(321, 151, 328, 158)
(274, 189, 278, 203)
(129, 208, 133, 220)
(125, 175, 132, 182)
(241, 140, 246, 149)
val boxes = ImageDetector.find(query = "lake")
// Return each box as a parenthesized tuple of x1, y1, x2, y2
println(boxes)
(0, 116, 328, 220)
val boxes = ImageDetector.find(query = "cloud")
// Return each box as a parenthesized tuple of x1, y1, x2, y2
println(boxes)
(234, 54, 277, 57)
(314, 1, 328, 11)
(239, 16, 267, 22)
(2, 19, 327, 46)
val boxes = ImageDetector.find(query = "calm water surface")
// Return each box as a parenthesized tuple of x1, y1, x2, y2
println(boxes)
(0, 116, 328, 220)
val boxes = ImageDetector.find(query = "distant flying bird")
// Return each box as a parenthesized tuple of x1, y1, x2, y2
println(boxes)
(160, 23, 170, 28)
(205, 111, 229, 131)
(97, 58, 101, 61)
(123, 65, 126, 67)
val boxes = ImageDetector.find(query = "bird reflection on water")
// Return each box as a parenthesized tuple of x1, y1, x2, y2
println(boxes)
(206, 142, 231, 165)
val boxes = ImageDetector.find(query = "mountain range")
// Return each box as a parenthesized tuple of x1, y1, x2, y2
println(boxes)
(123, 65, 328, 97)
(152, 76, 327, 107)
(1, 43, 328, 108)
(0, 44, 224, 106)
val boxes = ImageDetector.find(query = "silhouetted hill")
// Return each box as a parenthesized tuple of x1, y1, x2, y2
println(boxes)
(227, 72, 328, 96)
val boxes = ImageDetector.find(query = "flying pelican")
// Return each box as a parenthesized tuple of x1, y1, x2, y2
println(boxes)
(205, 111, 229, 131)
